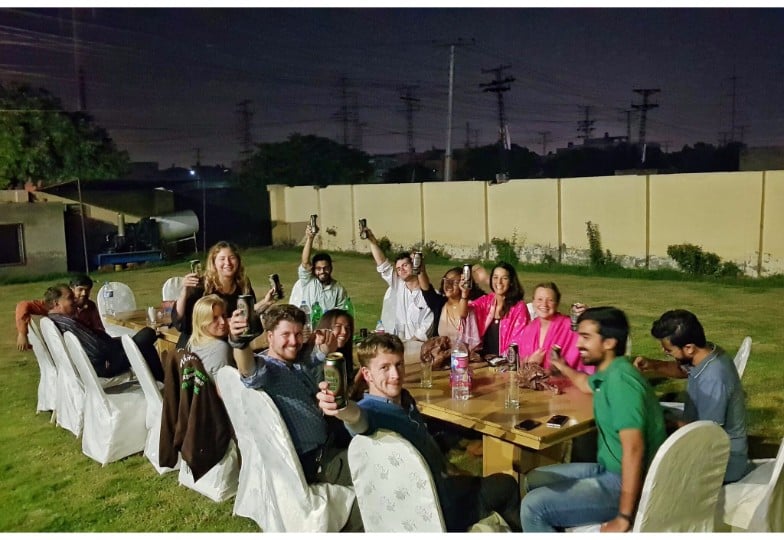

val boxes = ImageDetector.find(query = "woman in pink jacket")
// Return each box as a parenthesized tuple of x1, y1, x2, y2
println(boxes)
(518, 282, 594, 374)
(470, 262, 530, 358)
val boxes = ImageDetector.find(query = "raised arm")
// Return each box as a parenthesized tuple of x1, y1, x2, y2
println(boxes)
(300, 224, 316, 270)
(633, 356, 687, 379)
(551, 356, 592, 394)
(365, 228, 387, 266)
(228, 308, 259, 378)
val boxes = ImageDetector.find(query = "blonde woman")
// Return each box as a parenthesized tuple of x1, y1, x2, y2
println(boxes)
(187, 294, 235, 379)
(173, 241, 275, 348)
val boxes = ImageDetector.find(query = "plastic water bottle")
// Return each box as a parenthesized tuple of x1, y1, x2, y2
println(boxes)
(343, 296, 355, 319)
(450, 340, 470, 400)
(299, 301, 312, 339)
(374, 320, 385, 334)
(311, 301, 323, 328)
(103, 281, 115, 316)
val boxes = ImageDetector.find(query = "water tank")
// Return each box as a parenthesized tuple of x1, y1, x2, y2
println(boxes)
(151, 210, 199, 242)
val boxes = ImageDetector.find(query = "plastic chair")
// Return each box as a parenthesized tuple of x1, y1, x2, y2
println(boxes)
(161, 276, 184, 302)
(40, 317, 84, 437)
(719, 437, 784, 532)
(64, 332, 147, 465)
(120, 335, 178, 475)
(96, 282, 137, 337)
(733, 336, 752, 378)
(348, 429, 446, 532)
(288, 279, 304, 307)
(569, 421, 730, 532)
(215, 366, 355, 531)
(28, 318, 57, 416)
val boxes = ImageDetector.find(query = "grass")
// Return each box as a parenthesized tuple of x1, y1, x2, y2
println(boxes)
(1, 246, 783, 531)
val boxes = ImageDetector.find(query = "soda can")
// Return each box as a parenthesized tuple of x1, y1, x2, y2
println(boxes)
(462, 264, 472, 289)
(269, 273, 284, 300)
(412, 251, 423, 275)
(570, 303, 580, 331)
(189, 259, 202, 277)
(309, 214, 319, 235)
(358, 218, 368, 239)
(507, 342, 519, 369)
(324, 352, 347, 409)
(237, 294, 261, 340)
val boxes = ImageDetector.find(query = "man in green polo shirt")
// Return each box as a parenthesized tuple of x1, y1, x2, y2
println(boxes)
(519, 306, 666, 532)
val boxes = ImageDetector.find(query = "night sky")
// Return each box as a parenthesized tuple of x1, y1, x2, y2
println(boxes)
(3, 6, 784, 168)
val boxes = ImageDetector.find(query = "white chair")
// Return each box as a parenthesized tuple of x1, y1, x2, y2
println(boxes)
(96, 282, 137, 337)
(28, 318, 57, 416)
(64, 332, 147, 465)
(40, 317, 84, 437)
(733, 336, 752, 378)
(569, 421, 730, 532)
(178, 440, 240, 503)
(120, 335, 177, 475)
(288, 279, 304, 307)
(215, 366, 355, 531)
(719, 437, 784, 532)
(161, 276, 184, 302)
(348, 429, 446, 532)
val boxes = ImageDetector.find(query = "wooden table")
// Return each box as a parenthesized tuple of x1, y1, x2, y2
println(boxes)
(405, 362, 595, 480)
(105, 309, 180, 358)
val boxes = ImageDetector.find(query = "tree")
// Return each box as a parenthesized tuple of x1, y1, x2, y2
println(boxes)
(0, 83, 129, 189)
(237, 133, 373, 188)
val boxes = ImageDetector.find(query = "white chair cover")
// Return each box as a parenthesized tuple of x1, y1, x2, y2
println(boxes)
(720, 437, 784, 532)
(63, 332, 147, 465)
(348, 429, 446, 532)
(120, 335, 178, 475)
(733, 336, 752, 378)
(96, 282, 137, 337)
(288, 279, 304, 307)
(215, 366, 355, 531)
(28, 318, 57, 414)
(161, 276, 184, 302)
(570, 421, 730, 533)
(40, 317, 84, 437)
(178, 440, 239, 503)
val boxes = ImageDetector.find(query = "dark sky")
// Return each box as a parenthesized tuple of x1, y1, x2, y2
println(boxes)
(3, 6, 784, 168)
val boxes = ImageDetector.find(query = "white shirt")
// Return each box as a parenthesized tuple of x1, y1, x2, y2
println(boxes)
(377, 260, 433, 341)
(297, 264, 348, 311)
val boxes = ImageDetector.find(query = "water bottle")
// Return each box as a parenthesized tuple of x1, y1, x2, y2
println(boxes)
(343, 296, 355, 319)
(311, 301, 323, 328)
(103, 281, 115, 316)
(450, 340, 470, 400)
(374, 320, 385, 334)
(505, 344, 520, 408)
(299, 301, 312, 339)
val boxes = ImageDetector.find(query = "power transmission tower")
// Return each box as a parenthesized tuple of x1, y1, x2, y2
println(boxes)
(351, 92, 366, 151)
(333, 76, 351, 146)
(193, 147, 202, 167)
(577, 106, 595, 143)
(465, 122, 479, 149)
(631, 88, 660, 146)
(399, 85, 421, 156)
(71, 9, 87, 111)
(538, 131, 551, 155)
(236, 100, 254, 158)
(726, 71, 742, 143)
(480, 64, 515, 180)
(622, 109, 634, 142)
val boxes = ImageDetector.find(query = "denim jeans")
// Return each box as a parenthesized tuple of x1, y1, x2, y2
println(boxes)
(520, 462, 622, 532)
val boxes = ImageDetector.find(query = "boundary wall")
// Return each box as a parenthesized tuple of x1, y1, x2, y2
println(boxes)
(267, 170, 784, 277)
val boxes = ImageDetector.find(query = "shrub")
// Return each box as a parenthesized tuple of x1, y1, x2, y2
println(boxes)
(667, 243, 722, 276)
(491, 231, 520, 266)
(586, 221, 613, 268)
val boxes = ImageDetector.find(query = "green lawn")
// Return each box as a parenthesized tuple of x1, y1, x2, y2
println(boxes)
(1, 247, 782, 531)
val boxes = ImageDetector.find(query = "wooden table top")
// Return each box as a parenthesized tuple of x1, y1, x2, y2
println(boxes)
(106, 309, 180, 344)
(405, 363, 595, 451)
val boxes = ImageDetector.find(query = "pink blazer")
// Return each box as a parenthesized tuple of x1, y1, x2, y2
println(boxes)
(518, 313, 595, 374)
(471, 293, 531, 355)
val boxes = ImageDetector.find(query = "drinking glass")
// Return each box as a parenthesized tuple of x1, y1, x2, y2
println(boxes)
(420, 358, 433, 389)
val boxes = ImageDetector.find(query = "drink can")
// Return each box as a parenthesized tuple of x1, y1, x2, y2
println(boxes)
(309, 214, 319, 234)
(412, 251, 423, 275)
(508, 343, 519, 368)
(324, 352, 347, 409)
(462, 264, 472, 289)
(237, 294, 261, 340)
(189, 259, 202, 276)
(570, 303, 580, 331)
(269, 273, 284, 300)
(358, 218, 368, 239)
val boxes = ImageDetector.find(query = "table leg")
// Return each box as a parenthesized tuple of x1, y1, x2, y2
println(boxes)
(482, 435, 573, 484)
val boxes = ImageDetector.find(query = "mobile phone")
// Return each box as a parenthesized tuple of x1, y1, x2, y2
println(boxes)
(546, 414, 569, 428)
(514, 419, 541, 431)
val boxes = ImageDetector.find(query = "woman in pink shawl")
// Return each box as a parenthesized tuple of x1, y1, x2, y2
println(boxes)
(519, 282, 594, 374)
(470, 262, 530, 358)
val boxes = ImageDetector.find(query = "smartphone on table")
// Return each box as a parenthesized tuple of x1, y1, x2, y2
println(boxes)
(514, 419, 542, 431)
(546, 414, 569, 428)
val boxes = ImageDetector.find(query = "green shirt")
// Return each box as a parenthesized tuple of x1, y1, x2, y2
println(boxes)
(588, 357, 667, 474)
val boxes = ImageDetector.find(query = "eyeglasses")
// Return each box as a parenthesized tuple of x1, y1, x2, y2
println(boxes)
(442, 279, 460, 286)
